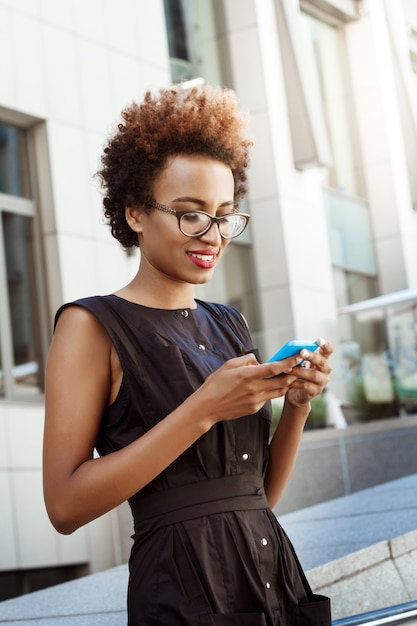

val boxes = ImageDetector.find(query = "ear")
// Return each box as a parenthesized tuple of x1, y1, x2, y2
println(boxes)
(125, 206, 143, 234)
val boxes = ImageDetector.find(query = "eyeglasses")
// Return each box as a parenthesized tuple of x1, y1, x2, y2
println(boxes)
(149, 201, 250, 239)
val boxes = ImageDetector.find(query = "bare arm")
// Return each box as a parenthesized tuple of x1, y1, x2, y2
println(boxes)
(43, 307, 302, 534)
(264, 339, 333, 508)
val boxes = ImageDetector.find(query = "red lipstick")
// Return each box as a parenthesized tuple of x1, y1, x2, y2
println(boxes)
(186, 249, 219, 269)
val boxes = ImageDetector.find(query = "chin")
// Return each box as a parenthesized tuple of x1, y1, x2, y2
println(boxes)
(192, 272, 214, 285)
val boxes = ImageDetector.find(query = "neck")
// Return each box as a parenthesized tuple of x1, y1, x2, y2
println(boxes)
(116, 272, 196, 310)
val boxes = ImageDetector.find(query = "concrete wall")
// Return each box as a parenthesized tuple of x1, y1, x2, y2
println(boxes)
(0, 401, 129, 585)
(275, 414, 417, 515)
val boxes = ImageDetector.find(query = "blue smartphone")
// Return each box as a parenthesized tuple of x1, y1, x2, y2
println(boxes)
(267, 340, 318, 363)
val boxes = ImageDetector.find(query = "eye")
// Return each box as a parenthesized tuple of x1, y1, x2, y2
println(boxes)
(182, 212, 207, 226)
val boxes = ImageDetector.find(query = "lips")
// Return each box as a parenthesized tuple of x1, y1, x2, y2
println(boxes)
(187, 249, 219, 268)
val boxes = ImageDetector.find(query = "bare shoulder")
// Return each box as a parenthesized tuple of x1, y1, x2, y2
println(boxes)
(54, 304, 109, 339)
(44, 306, 114, 503)
(47, 305, 113, 405)
(51, 305, 112, 360)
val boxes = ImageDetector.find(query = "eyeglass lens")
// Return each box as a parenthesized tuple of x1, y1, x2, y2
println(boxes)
(180, 212, 246, 238)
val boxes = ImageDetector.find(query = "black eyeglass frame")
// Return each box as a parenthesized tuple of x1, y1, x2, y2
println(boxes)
(148, 201, 250, 239)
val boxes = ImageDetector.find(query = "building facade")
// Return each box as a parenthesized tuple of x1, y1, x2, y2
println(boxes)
(0, 0, 416, 598)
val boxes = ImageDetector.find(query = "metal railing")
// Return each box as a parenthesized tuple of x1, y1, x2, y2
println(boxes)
(333, 601, 417, 625)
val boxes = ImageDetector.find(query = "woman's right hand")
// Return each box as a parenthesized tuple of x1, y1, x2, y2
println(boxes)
(193, 352, 301, 426)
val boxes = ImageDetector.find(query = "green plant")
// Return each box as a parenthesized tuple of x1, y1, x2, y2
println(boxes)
(304, 393, 327, 430)
(269, 393, 327, 438)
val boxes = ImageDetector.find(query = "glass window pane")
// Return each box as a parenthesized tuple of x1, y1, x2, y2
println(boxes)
(0, 335, 4, 398)
(324, 190, 377, 274)
(194, 0, 224, 85)
(387, 301, 417, 414)
(0, 124, 31, 198)
(300, 12, 365, 198)
(164, 0, 194, 81)
(164, 0, 224, 85)
(2, 211, 43, 396)
(333, 268, 379, 310)
(346, 272, 379, 305)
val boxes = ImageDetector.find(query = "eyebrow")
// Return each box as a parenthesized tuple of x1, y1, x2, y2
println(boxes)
(171, 196, 236, 209)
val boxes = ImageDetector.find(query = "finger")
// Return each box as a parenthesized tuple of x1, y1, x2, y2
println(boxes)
(317, 337, 333, 357)
(300, 347, 332, 374)
(292, 368, 328, 387)
(259, 355, 304, 379)
(268, 373, 298, 391)
(223, 353, 260, 369)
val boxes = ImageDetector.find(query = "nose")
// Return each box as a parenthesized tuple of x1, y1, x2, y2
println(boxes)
(199, 220, 223, 244)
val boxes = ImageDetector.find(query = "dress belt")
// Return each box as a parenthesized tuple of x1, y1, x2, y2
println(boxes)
(130, 475, 268, 529)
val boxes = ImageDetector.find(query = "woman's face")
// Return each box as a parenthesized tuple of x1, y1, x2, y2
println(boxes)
(129, 154, 235, 286)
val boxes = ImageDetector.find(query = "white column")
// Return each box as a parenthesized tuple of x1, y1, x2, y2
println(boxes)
(346, 0, 417, 293)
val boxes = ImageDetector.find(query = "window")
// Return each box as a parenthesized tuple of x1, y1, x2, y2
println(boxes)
(0, 122, 46, 399)
(163, 0, 224, 85)
(299, 12, 380, 313)
(323, 189, 378, 310)
(324, 189, 377, 278)
(300, 11, 365, 197)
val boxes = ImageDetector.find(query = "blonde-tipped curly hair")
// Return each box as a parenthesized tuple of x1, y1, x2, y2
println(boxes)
(97, 84, 253, 248)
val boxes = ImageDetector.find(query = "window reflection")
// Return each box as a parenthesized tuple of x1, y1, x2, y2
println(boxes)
(324, 191, 377, 277)
(163, 0, 224, 85)
(2, 212, 43, 396)
(0, 335, 4, 398)
(339, 296, 417, 420)
(0, 124, 31, 198)
(388, 301, 417, 415)
(300, 12, 365, 198)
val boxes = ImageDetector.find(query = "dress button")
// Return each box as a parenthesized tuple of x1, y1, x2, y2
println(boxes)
(181, 310, 189, 318)
(266, 582, 271, 589)
(261, 537, 268, 546)
(198, 344, 206, 350)
(241, 453, 249, 461)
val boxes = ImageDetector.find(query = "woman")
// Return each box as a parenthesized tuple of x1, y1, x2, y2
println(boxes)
(43, 84, 333, 625)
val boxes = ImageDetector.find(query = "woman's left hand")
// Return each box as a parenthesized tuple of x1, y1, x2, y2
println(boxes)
(285, 337, 333, 408)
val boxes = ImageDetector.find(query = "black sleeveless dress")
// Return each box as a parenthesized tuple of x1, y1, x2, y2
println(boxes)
(56, 295, 331, 626)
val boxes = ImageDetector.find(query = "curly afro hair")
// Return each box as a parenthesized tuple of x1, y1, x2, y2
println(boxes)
(97, 84, 253, 248)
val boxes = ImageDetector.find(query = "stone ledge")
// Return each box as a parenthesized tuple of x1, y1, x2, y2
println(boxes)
(307, 541, 391, 589)
(308, 528, 417, 590)
(308, 538, 417, 621)
(391, 528, 417, 558)
(281, 474, 417, 620)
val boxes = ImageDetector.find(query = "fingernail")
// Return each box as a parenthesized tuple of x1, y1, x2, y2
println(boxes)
(318, 337, 325, 347)
(300, 350, 310, 359)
